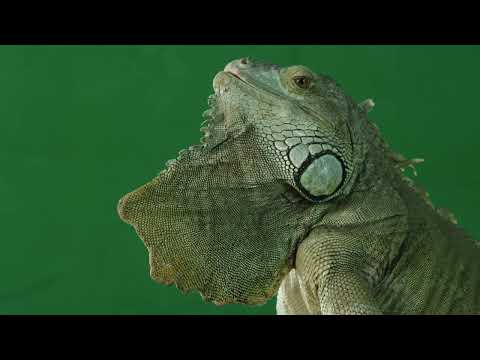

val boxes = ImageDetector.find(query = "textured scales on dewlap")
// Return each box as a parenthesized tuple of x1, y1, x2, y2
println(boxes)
(118, 58, 480, 314)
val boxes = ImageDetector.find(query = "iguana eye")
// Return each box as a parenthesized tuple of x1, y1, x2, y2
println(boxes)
(293, 76, 312, 89)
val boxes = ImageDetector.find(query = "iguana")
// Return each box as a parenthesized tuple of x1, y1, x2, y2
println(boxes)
(117, 58, 480, 315)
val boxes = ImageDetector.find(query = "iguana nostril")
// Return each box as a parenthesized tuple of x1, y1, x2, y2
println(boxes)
(240, 58, 248, 65)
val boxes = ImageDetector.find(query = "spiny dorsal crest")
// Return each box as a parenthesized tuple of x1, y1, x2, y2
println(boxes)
(362, 98, 458, 225)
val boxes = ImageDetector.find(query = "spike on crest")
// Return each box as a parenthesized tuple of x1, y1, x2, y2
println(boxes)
(360, 98, 375, 113)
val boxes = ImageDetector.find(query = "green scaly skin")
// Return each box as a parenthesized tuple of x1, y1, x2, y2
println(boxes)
(118, 58, 480, 314)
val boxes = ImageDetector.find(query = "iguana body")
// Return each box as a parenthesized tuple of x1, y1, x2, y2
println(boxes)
(118, 58, 480, 314)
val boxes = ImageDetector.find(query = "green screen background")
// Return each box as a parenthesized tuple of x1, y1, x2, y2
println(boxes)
(1, 45, 479, 315)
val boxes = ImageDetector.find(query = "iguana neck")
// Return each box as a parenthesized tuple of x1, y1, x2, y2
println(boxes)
(343, 101, 456, 228)
(343, 101, 401, 194)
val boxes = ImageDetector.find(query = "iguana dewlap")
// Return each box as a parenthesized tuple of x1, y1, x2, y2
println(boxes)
(118, 58, 480, 314)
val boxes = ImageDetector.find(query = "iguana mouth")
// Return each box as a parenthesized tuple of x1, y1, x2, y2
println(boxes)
(224, 59, 247, 81)
(214, 71, 254, 96)
(225, 70, 243, 81)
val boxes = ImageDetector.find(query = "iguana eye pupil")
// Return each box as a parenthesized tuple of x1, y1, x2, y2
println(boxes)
(293, 76, 311, 89)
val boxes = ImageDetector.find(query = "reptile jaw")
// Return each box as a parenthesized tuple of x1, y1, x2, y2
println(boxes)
(213, 71, 250, 96)
(224, 58, 249, 81)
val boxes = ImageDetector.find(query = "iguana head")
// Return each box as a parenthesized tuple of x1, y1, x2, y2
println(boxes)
(118, 58, 360, 306)
(214, 57, 355, 201)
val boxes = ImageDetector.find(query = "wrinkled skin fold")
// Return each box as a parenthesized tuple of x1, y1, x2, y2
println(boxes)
(118, 126, 325, 304)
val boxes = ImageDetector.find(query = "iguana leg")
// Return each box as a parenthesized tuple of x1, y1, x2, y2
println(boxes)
(294, 227, 383, 315)
(317, 272, 382, 315)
